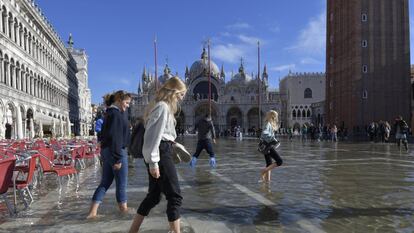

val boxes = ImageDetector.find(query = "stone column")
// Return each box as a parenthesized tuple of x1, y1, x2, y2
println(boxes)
(11, 64, 15, 89)
(4, 14, 9, 39)
(67, 117, 71, 138)
(5, 61, 10, 86)
(39, 120, 43, 138)
(9, 19, 14, 42)
(60, 119, 64, 137)
(29, 118, 34, 139)
(16, 67, 20, 90)
(16, 106, 23, 139)
(0, 58, 3, 84)
(0, 9, 3, 35)
(15, 24, 19, 45)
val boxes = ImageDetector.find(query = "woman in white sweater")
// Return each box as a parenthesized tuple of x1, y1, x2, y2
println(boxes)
(129, 77, 187, 233)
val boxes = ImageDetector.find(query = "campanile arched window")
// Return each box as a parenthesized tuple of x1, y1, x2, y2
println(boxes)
(304, 88, 312, 98)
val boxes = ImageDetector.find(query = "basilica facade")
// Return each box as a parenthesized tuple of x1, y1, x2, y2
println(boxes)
(0, 0, 92, 139)
(131, 48, 281, 134)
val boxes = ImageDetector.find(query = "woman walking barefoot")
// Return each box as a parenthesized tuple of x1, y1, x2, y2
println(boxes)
(129, 77, 187, 233)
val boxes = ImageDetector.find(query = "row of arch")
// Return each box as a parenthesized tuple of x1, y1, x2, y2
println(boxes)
(0, 99, 70, 139)
(175, 104, 269, 131)
(292, 109, 312, 118)
(0, 49, 69, 108)
(0, 3, 68, 80)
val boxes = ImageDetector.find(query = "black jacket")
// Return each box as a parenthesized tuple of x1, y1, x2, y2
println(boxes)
(195, 117, 216, 140)
(100, 107, 130, 162)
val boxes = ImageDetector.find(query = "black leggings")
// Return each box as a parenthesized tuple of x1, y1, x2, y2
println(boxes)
(264, 147, 283, 167)
(137, 141, 182, 222)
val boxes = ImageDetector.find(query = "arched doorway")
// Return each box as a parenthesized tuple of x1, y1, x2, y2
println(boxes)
(26, 109, 34, 139)
(293, 122, 301, 134)
(175, 111, 185, 135)
(226, 107, 243, 132)
(193, 81, 218, 101)
(5, 103, 16, 139)
(247, 107, 264, 130)
(194, 102, 218, 129)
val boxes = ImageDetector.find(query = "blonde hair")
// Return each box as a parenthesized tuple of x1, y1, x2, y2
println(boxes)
(265, 110, 279, 131)
(144, 76, 187, 122)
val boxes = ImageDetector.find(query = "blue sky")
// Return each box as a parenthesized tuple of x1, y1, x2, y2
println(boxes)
(36, 0, 413, 104)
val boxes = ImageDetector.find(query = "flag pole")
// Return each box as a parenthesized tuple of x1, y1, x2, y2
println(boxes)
(208, 39, 212, 117)
(154, 36, 158, 91)
(258, 41, 261, 130)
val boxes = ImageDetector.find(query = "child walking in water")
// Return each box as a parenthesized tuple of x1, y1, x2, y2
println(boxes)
(260, 110, 283, 182)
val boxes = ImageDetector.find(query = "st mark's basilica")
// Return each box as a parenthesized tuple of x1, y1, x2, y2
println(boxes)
(131, 48, 282, 134)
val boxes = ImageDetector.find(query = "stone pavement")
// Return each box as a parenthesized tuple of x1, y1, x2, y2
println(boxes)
(1, 137, 414, 232)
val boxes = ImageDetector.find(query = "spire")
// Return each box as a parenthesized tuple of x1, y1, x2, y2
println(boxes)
(262, 64, 268, 81)
(239, 57, 245, 74)
(67, 33, 74, 48)
(185, 65, 190, 80)
(164, 63, 171, 75)
(138, 81, 142, 94)
(201, 47, 208, 60)
(142, 66, 147, 82)
(220, 64, 225, 78)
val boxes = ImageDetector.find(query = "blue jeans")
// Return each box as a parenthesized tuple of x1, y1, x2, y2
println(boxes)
(92, 147, 128, 204)
(193, 139, 215, 158)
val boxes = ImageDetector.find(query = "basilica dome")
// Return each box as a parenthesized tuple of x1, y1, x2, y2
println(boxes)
(229, 62, 253, 85)
(189, 48, 220, 79)
(158, 64, 174, 84)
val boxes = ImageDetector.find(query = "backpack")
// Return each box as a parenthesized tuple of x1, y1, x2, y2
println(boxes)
(128, 120, 145, 158)
(400, 120, 409, 134)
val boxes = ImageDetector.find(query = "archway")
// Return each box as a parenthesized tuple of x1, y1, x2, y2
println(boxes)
(193, 81, 218, 101)
(26, 108, 34, 139)
(247, 107, 264, 130)
(175, 111, 185, 135)
(293, 122, 301, 134)
(226, 107, 243, 132)
(194, 102, 218, 128)
(5, 103, 16, 139)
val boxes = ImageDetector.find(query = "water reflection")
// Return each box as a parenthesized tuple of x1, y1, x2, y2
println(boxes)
(1, 137, 414, 232)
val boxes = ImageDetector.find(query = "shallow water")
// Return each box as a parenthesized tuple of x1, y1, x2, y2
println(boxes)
(1, 137, 414, 232)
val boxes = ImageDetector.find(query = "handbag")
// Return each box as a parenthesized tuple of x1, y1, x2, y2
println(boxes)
(258, 139, 280, 154)
(172, 142, 191, 164)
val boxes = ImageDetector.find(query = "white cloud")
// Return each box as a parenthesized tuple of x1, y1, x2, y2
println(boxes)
(119, 78, 131, 85)
(226, 22, 251, 30)
(270, 64, 296, 72)
(288, 12, 326, 56)
(212, 44, 246, 64)
(300, 57, 323, 65)
(238, 35, 262, 46)
(212, 33, 266, 64)
(269, 26, 280, 33)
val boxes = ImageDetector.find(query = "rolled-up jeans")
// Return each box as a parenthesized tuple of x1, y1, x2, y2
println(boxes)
(92, 147, 128, 204)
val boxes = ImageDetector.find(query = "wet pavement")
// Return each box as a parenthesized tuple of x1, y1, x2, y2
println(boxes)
(1, 136, 414, 233)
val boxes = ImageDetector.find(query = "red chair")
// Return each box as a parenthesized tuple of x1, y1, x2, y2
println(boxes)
(11, 154, 37, 209)
(37, 148, 79, 191)
(0, 155, 17, 216)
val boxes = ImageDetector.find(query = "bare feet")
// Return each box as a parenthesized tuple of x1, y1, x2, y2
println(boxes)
(119, 203, 128, 213)
(86, 202, 99, 219)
